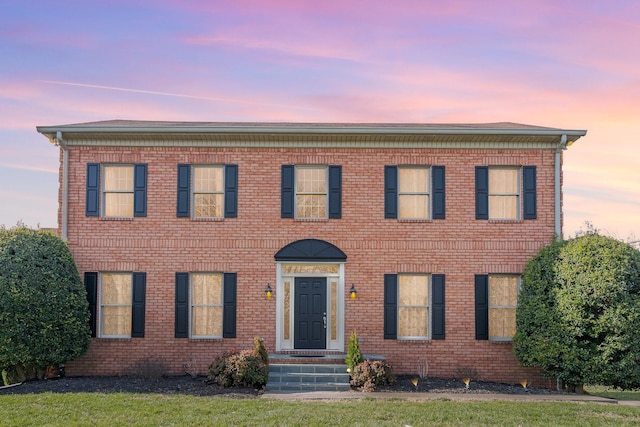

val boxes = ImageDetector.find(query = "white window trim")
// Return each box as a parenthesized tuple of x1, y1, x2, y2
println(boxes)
(488, 166, 521, 220)
(488, 274, 521, 341)
(189, 272, 224, 339)
(191, 165, 225, 219)
(102, 164, 134, 218)
(397, 273, 431, 340)
(398, 166, 431, 220)
(98, 272, 132, 338)
(294, 165, 328, 219)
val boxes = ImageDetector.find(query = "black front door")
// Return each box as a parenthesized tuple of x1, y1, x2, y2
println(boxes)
(294, 277, 327, 349)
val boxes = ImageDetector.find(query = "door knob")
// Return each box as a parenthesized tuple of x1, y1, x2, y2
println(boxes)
(323, 312, 327, 329)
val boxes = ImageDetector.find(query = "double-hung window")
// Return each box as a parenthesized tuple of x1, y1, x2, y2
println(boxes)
(475, 274, 520, 340)
(176, 164, 238, 218)
(84, 272, 146, 338)
(385, 165, 445, 219)
(281, 165, 342, 219)
(475, 166, 536, 220)
(175, 272, 237, 339)
(384, 273, 445, 340)
(86, 163, 147, 217)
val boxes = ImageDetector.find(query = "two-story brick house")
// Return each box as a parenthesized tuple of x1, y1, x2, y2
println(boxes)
(37, 121, 586, 385)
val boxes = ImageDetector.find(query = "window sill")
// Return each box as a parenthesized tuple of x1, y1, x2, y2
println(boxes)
(487, 219, 524, 224)
(99, 217, 134, 221)
(188, 337, 224, 342)
(95, 337, 132, 341)
(488, 339, 513, 344)
(191, 217, 225, 222)
(397, 338, 432, 343)
(397, 219, 432, 223)
(294, 218, 329, 222)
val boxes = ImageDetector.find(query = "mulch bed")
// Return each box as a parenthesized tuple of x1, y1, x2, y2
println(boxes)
(0, 375, 567, 397)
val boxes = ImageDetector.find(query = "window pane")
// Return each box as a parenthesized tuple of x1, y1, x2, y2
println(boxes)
(489, 276, 519, 306)
(296, 167, 326, 193)
(399, 275, 429, 306)
(104, 166, 133, 191)
(330, 280, 338, 341)
(283, 281, 291, 341)
(398, 307, 428, 337)
(193, 166, 223, 192)
(489, 308, 517, 338)
(489, 195, 518, 219)
(192, 306, 223, 336)
(296, 195, 326, 218)
(399, 195, 429, 219)
(489, 169, 518, 193)
(192, 274, 222, 305)
(194, 194, 223, 217)
(102, 306, 132, 336)
(102, 273, 132, 304)
(399, 168, 428, 193)
(104, 193, 134, 217)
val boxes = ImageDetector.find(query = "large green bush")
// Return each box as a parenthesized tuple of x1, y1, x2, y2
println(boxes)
(514, 233, 640, 390)
(0, 227, 91, 380)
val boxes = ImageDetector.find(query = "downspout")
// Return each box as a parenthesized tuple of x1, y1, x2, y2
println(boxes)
(54, 131, 69, 241)
(555, 135, 567, 240)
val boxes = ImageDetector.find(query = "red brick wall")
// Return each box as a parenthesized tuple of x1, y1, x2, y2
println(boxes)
(60, 145, 559, 388)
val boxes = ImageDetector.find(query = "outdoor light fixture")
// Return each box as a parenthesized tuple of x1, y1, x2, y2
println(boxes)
(350, 284, 357, 300)
(265, 284, 272, 299)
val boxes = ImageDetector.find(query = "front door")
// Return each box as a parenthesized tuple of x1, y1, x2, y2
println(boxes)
(294, 277, 327, 349)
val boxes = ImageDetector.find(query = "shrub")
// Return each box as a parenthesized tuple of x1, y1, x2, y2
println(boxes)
(350, 360, 393, 392)
(253, 337, 269, 367)
(208, 350, 268, 389)
(345, 330, 363, 373)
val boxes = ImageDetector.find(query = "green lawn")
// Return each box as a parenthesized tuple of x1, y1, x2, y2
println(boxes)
(585, 385, 640, 401)
(1, 394, 640, 426)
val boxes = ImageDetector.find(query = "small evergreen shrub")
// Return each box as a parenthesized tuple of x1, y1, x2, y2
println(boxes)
(208, 350, 268, 389)
(253, 337, 269, 367)
(350, 360, 394, 392)
(345, 330, 363, 373)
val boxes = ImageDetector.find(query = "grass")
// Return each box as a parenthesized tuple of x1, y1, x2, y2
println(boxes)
(585, 385, 640, 401)
(1, 394, 640, 426)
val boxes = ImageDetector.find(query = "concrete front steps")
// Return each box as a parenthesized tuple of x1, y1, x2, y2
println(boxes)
(266, 355, 350, 392)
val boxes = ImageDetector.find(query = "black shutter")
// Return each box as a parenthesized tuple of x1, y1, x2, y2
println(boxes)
(223, 273, 237, 338)
(384, 274, 398, 339)
(475, 275, 489, 340)
(84, 272, 98, 337)
(131, 272, 146, 337)
(224, 164, 238, 218)
(328, 165, 342, 219)
(281, 165, 294, 218)
(176, 164, 190, 217)
(175, 273, 189, 338)
(86, 163, 100, 217)
(133, 164, 147, 217)
(432, 166, 446, 219)
(432, 274, 445, 339)
(384, 166, 398, 219)
(523, 166, 537, 220)
(475, 166, 489, 220)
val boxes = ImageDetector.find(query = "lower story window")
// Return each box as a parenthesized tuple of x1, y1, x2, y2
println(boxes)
(398, 274, 430, 339)
(488, 275, 520, 340)
(191, 273, 223, 338)
(100, 272, 132, 337)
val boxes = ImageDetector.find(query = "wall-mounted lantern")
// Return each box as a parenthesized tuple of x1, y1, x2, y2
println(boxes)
(350, 284, 357, 300)
(265, 284, 273, 299)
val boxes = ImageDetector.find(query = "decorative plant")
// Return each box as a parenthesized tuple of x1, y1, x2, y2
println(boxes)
(350, 360, 394, 392)
(253, 336, 269, 367)
(345, 330, 363, 373)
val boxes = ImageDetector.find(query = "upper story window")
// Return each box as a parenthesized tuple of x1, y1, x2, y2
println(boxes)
(176, 164, 238, 219)
(104, 165, 134, 217)
(384, 273, 445, 340)
(296, 166, 327, 219)
(474, 274, 520, 341)
(281, 165, 342, 219)
(86, 163, 147, 218)
(475, 166, 536, 220)
(193, 166, 224, 218)
(385, 165, 445, 220)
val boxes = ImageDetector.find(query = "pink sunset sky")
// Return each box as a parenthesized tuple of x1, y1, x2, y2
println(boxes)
(0, 0, 638, 240)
